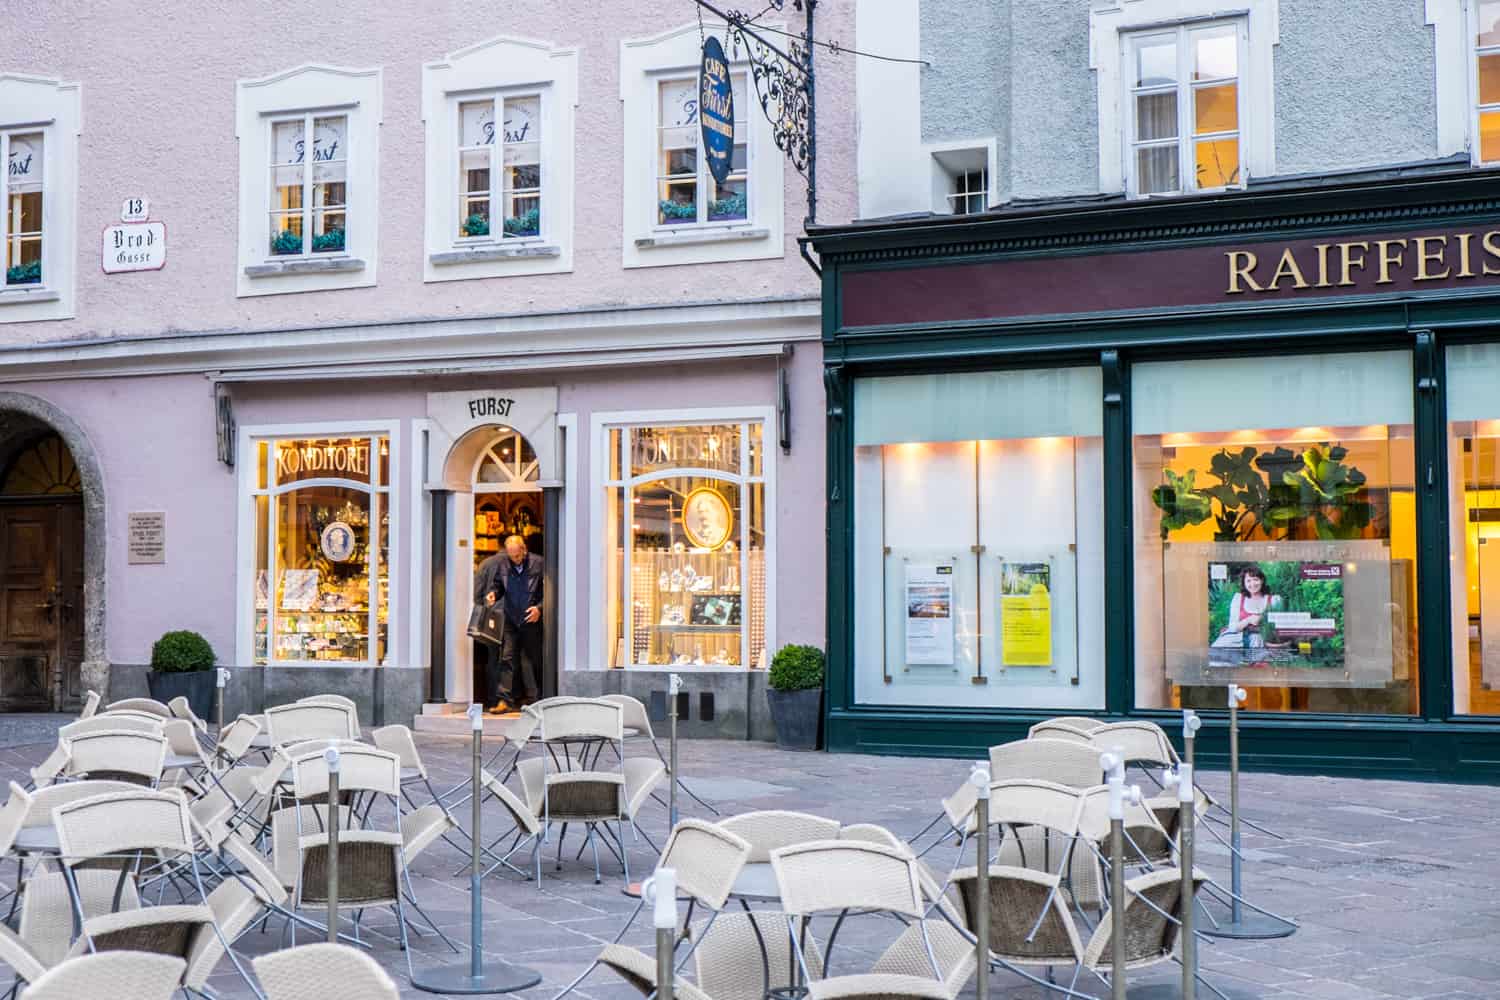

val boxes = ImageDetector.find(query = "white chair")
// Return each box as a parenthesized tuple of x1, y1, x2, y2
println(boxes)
(263, 702, 358, 748)
(77, 690, 100, 720)
(296, 694, 361, 732)
(21, 951, 186, 1000)
(602, 693, 720, 816)
(253, 942, 400, 1000)
(773, 840, 974, 1000)
(371, 724, 465, 856)
(167, 695, 209, 733)
(61, 729, 168, 786)
(522, 699, 665, 886)
(105, 697, 173, 719)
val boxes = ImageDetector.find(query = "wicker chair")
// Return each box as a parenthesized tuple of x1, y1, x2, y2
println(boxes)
(263, 702, 359, 748)
(1028, 719, 1103, 742)
(60, 714, 164, 738)
(62, 729, 168, 786)
(214, 715, 264, 770)
(21, 951, 186, 1000)
(475, 769, 544, 882)
(693, 910, 825, 1000)
(181, 830, 294, 996)
(524, 699, 665, 886)
(1077, 867, 1214, 995)
(295, 695, 362, 732)
(556, 819, 751, 1000)
(166, 696, 209, 734)
(253, 942, 400, 1000)
(105, 698, 173, 719)
(717, 810, 842, 863)
(772, 840, 972, 1000)
(283, 745, 449, 973)
(372, 724, 464, 856)
(602, 693, 720, 816)
(48, 788, 227, 992)
(949, 780, 1093, 998)
(78, 690, 100, 720)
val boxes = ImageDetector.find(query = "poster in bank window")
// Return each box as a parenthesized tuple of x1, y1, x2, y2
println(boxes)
(904, 564, 955, 665)
(999, 562, 1052, 667)
(1207, 561, 1344, 669)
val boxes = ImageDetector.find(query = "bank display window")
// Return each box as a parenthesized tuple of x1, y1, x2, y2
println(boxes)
(604, 422, 765, 668)
(1444, 344, 1500, 714)
(1133, 350, 1418, 715)
(250, 435, 390, 665)
(851, 368, 1106, 710)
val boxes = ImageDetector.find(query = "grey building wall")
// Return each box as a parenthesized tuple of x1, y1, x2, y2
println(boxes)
(1274, 0, 1439, 175)
(915, 0, 1444, 203)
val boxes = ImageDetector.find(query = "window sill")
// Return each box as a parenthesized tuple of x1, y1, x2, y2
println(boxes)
(429, 243, 562, 266)
(0, 286, 61, 306)
(244, 257, 367, 278)
(634, 226, 769, 250)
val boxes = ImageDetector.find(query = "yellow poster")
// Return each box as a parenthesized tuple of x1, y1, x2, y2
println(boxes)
(1000, 561, 1052, 667)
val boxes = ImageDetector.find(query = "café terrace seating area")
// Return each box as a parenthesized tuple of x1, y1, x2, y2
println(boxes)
(0, 691, 1284, 999)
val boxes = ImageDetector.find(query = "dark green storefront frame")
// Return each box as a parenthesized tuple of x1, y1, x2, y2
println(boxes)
(809, 168, 1500, 781)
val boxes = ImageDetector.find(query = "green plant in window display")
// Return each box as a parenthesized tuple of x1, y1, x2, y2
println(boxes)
(312, 228, 345, 252)
(461, 213, 490, 237)
(5, 261, 40, 285)
(659, 199, 697, 221)
(708, 193, 746, 219)
(271, 229, 302, 255)
(1150, 468, 1213, 537)
(503, 208, 540, 237)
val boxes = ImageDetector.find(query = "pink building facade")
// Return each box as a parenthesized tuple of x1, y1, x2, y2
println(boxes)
(0, 1, 848, 732)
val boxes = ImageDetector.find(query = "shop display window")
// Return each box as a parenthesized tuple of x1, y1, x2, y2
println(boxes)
(250, 435, 390, 665)
(851, 367, 1106, 710)
(1445, 343, 1500, 714)
(604, 422, 765, 668)
(1133, 351, 1418, 714)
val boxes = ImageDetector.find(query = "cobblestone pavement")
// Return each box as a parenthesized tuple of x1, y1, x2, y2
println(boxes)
(0, 733, 1495, 999)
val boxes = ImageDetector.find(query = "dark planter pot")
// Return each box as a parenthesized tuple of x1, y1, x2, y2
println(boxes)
(766, 687, 822, 751)
(146, 668, 216, 721)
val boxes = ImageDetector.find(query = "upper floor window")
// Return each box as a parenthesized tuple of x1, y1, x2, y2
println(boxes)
(948, 169, 988, 215)
(268, 114, 347, 257)
(655, 74, 748, 227)
(235, 64, 380, 297)
(1477, 1, 1500, 161)
(421, 36, 576, 282)
(456, 95, 542, 241)
(3, 131, 43, 286)
(0, 73, 79, 323)
(1126, 21, 1245, 197)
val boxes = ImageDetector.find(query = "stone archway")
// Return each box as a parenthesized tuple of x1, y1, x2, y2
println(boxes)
(0, 392, 106, 701)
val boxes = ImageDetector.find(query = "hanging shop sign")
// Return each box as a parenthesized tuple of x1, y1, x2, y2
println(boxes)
(840, 223, 1500, 329)
(699, 35, 735, 185)
(101, 221, 166, 274)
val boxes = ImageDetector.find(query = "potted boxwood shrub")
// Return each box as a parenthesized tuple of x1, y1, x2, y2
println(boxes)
(766, 644, 824, 751)
(146, 630, 217, 720)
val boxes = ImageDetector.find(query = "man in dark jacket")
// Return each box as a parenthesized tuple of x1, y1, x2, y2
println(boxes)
(475, 534, 543, 712)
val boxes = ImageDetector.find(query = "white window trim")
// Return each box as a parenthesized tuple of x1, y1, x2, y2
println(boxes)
(1090, 0, 1278, 196)
(589, 406, 777, 671)
(1437, 0, 1500, 165)
(0, 73, 79, 323)
(235, 65, 381, 298)
(235, 419, 403, 669)
(620, 22, 785, 269)
(927, 138, 1000, 214)
(422, 35, 578, 283)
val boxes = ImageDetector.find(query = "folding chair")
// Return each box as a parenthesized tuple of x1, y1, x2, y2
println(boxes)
(252, 942, 400, 1000)
(263, 702, 358, 749)
(21, 951, 186, 1000)
(602, 693, 720, 816)
(105, 698, 173, 719)
(62, 729, 168, 786)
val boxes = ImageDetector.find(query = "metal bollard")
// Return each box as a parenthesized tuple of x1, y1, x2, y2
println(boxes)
(411, 705, 542, 994)
(1228, 684, 1247, 923)
(215, 668, 229, 742)
(1101, 751, 1141, 1000)
(649, 868, 678, 1000)
(968, 763, 990, 1000)
(323, 747, 341, 944)
(1165, 763, 1197, 1000)
(668, 674, 682, 828)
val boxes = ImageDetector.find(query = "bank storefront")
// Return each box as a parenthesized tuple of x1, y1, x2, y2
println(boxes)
(811, 169, 1500, 778)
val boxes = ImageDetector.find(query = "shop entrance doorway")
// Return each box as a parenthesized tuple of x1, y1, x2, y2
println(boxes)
(0, 433, 85, 711)
(460, 426, 557, 706)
